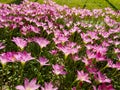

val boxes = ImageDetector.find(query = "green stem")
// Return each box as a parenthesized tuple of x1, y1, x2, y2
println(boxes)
(20, 64, 24, 84)
(64, 54, 68, 66)
(71, 79, 77, 86)
(39, 48, 42, 56)
(1, 66, 3, 90)
(37, 65, 42, 83)
(114, 73, 120, 78)
(112, 69, 117, 76)
(12, 63, 14, 89)
(1, 64, 5, 90)
(76, 81, 82, 89)
(100, 64, 108, 71)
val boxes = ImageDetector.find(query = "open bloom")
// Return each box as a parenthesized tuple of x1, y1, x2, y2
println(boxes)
(49, 50, 58, 55)
(12, 37, 27, 50)
(38, 57, 49, 66)
(16, 78, 40, 90)
(41, 82, 58, 90)
(33, 37, 50, 48)
(0, 52, 16, 64)
(0, 42, 5, 50)
(93, 83, 115, 90)
(95, 52, 106, 61)
(95, 71, 111, 83)
(14, 51, 34, 64)
(98, 83, 115, 90)
(113, 62, 120, 70)
(77, 70, 91, 83)
(52, 64, 67, 75)
(57, 42, 80, 57)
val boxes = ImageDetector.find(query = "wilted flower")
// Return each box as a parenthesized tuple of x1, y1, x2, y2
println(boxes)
(16, 78, 40, 90)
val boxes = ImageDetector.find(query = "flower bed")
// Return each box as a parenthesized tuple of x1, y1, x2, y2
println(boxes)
(0, 0, 120, 90)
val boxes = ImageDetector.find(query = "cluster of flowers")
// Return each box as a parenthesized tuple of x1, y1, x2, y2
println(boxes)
(0, 0, 120, 89)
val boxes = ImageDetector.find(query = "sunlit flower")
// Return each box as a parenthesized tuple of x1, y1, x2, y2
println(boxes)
(52, 64, 67, 75)
(93, 83, 115, 90)
(33, 37, 50, 48)
(95, 71, 111, 83)
(14, 51, 34, 64)
(16, 78, 40, 90)
(0, 52, 16, 65)
(0, 42, 5, 50)
(77, 70, 91, 83)
(49, 50, 58, 55)
(12, 37, 27, 50)
(38, 57, 49, 66)
(41, 82, 58, 90)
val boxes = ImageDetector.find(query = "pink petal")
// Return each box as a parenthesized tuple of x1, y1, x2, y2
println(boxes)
(16, 85, 25, 90)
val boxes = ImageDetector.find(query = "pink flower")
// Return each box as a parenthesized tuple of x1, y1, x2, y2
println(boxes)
(38, 57, 49, 66)
(81, 33, 93, 44)
(70, 26, 81, 34)
(14, 51, 34, 64)
(113, 62, 120, 70)
(87, 66, 98, 74)
(72, 54, 80, 61)
(87, 31, 99, 40)
(0, 52, 16, 64)
(53, 34, 68, 44)
(86, 44, 94, 50)
(52, 64, 67, 75)
(107, 60, 114, 68)
(33, 37, 50, 48)
(95, 71, 111, 83)
(104, 16, 117, 27)
(49, 50, 58, 55)
(16, 78, 40, 90)
(86, 50, 95, 59)
(82, 57, 92, 66)
(12, 37, 27, 50)
(29, 25, 40, 33)
(57, 42, 79, 57)
(114, 48, 120, 53)
(41, 82, 58, 90)
(93, 45, 107, 54)
(97, 83, 115, 90)
(0, 42, 5, 50)
(57, 45, 71, 57)
(72, 87, 76, 90)
(77, 70, 91, 83)
(95, 52, 106, 61)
